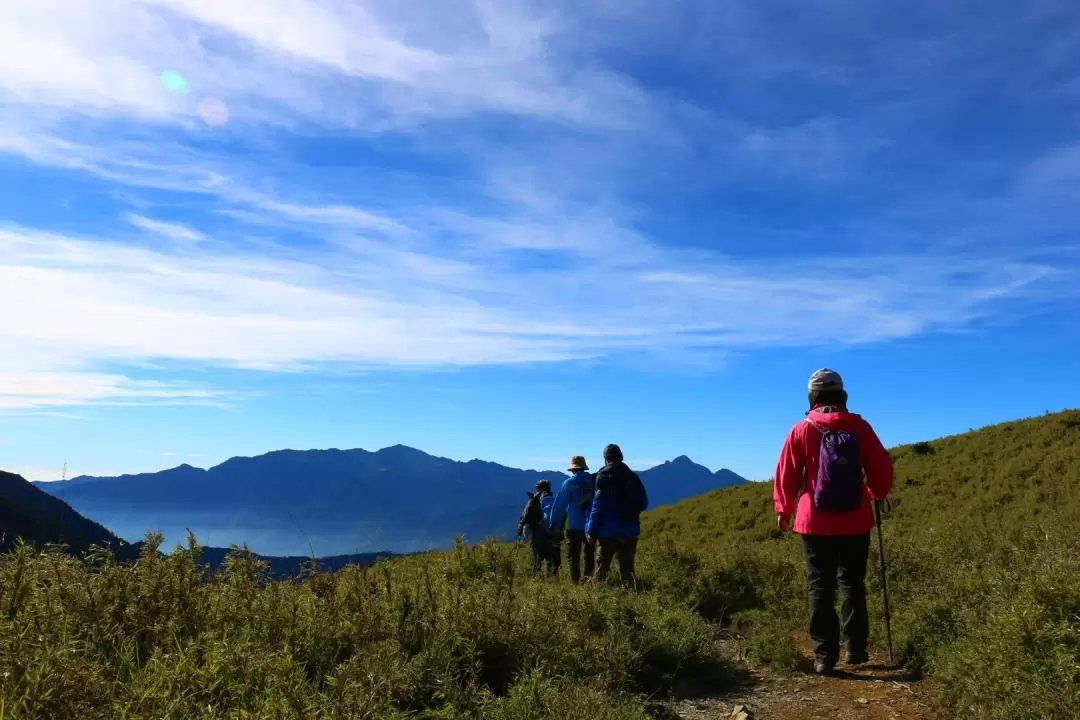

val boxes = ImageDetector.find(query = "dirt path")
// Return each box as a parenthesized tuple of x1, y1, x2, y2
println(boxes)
(672, 644, 942, 720)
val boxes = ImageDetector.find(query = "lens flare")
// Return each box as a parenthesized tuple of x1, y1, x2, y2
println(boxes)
(197, 98, 230, 127)
(160, 70, 189, 94)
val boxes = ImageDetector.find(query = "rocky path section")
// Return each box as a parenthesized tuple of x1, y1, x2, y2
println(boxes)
(671, 646, 940, 720)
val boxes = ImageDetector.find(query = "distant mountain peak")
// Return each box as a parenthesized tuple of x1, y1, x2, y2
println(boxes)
(375, 444, 433, 458)
(714, 468, 748, 486)
(648, 455, 709, 471)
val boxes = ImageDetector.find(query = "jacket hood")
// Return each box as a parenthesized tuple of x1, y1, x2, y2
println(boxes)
(807, 407, 865, 430)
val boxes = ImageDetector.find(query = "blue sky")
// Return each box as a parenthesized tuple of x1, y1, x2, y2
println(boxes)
(1, 0, 1079, 483)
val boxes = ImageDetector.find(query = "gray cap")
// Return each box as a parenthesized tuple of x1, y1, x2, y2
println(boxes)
(808, 368, 844, 391)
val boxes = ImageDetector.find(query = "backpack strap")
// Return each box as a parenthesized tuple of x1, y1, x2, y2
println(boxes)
(800, 419, 827, 497)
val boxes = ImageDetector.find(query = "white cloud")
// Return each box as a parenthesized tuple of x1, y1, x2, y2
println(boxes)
(0, 1, 181, 119)
(0, 0, 1073, 414)
(224, 189, 412, 234)
(0, 219, 1058, 408)
(123, 213, 205, 242)
(0, 0, 656, 132)
(0, 371, 227, 411)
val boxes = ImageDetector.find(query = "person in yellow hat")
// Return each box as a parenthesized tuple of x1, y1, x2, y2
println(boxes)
(549, 455, 596, 582)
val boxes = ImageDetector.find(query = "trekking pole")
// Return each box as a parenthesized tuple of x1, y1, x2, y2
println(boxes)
(874, 500, 894, 665)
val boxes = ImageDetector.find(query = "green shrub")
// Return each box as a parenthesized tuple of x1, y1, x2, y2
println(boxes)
(2, 409, 1078, 718)
(0, 535, 730, 719)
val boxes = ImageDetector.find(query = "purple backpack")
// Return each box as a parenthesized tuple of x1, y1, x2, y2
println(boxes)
(805, 419, 864, 512)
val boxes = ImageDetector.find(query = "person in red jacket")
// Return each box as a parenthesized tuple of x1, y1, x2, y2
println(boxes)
(774, 368, 894, 675)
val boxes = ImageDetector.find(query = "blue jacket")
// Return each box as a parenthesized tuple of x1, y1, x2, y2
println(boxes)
(585, 462, 648, 540)
(550, 471, 595, 533)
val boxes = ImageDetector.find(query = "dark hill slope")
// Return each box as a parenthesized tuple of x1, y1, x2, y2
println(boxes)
(196, 546, 395, 578)
(637, 409, 1080, 719)
(0, 470, 130, 554)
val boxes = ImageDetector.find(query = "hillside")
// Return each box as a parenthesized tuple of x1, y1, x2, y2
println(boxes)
(3, 412, 1075, 719)
(0, 469, 132, 555)
(644, 408, 1080, 545)
(36, 446, 746, 555)
(639, 409, 1080, 719)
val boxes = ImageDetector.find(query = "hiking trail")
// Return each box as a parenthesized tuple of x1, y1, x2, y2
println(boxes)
(670, 640, 939, 720)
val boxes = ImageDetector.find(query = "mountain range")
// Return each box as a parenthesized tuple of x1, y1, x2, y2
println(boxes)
(35, 446, 747, 556)
(0, 468, 396, 576)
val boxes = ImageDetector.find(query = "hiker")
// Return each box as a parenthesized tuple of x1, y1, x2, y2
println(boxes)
(774, 368, 894, 675)
(586, 444, 648, 588)
(517, 479, 561, 576)
(550, 455, 596, 583)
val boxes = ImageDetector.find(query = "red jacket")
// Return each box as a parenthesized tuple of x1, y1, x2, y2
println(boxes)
(774, 407, 894, 536)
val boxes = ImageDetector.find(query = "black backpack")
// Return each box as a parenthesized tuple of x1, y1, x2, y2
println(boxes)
(519, 492, 558, 541)
(521, 492, 539, 526)
(614, 466, 647, 520)
(578, 473, 597, 516)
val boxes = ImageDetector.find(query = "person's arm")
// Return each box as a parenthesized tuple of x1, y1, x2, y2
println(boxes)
(517, 495, 531, 536)
(550, 478, 571, 529)
(860, 422, 895, 501)
(585, 470, 608, 539)
(774, 424, 805, 525)
(636, 471, 648, 512)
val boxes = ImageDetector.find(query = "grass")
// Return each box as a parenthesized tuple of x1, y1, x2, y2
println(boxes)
(0, 534, 733, 720)
(642, 409, 1080, 718)
(2, 409, 1078, 718)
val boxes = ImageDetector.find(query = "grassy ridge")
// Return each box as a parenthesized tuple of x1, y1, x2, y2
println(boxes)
(641, 409, 1080, 718)
(1, 410, 1078, 719)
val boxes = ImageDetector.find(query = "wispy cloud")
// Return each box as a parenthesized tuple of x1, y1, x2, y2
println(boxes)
(123, 213, 205, 242)
(0, 0, 656, 131)
(0, 0, 1076, 411)
(0, 218, 1057, 410)
(0, 371, 228, 411)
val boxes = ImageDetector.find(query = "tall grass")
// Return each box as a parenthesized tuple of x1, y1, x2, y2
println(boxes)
(2, 410, 1078, 719)
(0, 534, 732, 720)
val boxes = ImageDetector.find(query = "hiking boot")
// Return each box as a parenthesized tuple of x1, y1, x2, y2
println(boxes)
(813, 659, 836, 676)
(845, 649, 870, 665)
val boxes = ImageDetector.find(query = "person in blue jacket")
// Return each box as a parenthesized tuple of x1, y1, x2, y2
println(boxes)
(585, 444, 648, 587)
(549, 455, 596, 583)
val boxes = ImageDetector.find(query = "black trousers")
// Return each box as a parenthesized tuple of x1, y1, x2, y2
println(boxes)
(596, 537, 638, 588)
(566, 530, 595, 583)
(801, 533, 871, 663)
(530, 538, 560, 576)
